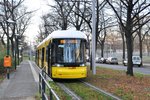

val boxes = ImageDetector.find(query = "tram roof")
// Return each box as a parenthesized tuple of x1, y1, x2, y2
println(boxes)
(47, 30, 87, 39)
(37, 30, 87, 48)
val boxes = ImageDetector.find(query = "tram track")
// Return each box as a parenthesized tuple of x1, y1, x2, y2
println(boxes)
(32, 61, 81, 99)
(32, 61, 121, 100)
(79, 80, 122, 100)
(56, 82, 81, 100)
(54, 79, 121, 100)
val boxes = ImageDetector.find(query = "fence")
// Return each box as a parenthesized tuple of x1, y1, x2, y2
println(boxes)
(39, 70, 60, 100)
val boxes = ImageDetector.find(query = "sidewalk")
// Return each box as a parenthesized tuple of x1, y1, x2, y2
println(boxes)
(0, 61, 38, 100)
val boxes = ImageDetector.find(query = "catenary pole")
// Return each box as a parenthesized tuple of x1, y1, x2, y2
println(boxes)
(92, 0, 96, 75)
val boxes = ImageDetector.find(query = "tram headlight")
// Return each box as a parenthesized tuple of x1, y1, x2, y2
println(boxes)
(54, 64, 64, 67)
(80, 64, 85, 67)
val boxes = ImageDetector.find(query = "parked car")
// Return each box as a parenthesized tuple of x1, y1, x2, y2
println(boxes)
(95, 57, 102, 63)
(86, 56, 90, 62)
(94, 57, 107, 63)
(100, 57, 107, 63)
(123, 56, 142, 67)
(106, 57, 118, 64)
(95, 57, 100, 63)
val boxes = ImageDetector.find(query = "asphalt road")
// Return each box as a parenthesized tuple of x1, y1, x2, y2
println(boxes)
(94, 62, 150, 75)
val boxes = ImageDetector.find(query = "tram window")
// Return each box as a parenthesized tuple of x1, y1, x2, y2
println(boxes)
(46, 47, 48, 62)
(38, 50, 39, 59)
(42, 48, 45, 61)
(51, 43, 56, 64)
(53, 39, 86, 63)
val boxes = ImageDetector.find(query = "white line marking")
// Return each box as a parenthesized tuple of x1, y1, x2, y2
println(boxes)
(29, 61, 39, 82)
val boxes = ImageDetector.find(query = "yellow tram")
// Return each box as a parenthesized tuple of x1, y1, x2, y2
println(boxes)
(36, 30, 87, 79)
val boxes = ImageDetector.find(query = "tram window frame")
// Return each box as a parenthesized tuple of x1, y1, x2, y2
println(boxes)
(51, 43, 56, 64)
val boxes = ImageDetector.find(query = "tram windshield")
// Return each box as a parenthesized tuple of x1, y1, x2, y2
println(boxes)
(52, 39, 86, 64)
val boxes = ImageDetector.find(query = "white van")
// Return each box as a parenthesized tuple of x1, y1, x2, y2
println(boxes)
(123, 56, 142, 67)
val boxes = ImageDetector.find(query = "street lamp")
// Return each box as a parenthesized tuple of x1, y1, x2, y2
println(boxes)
(14, 33, 20, 69)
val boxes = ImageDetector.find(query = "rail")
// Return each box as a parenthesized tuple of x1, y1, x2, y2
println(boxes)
(39, 70, 60, 100)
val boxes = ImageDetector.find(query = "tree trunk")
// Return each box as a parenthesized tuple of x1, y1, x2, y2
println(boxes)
(122, 34, 125, 61)
(10, 38, 14, 57)
(120, 24, 125, 62)
(1, 37, 6, 46)
(139, 32, 143, 66)
(62, 20, 67, 30)
(76, 25, 80, 30)
(101, 41, 104, 57)
(147, 45, 150, 56)
(126, 36, 133, 76)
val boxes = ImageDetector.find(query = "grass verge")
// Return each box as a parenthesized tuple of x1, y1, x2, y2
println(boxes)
(85, 66, 150, 100)
(64, 81, 114, 100)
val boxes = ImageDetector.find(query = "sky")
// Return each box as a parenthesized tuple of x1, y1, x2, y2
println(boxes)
(23, 0, 54, 43)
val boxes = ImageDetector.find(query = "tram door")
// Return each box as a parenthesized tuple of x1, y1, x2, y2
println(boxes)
(42, 48, 45, 68)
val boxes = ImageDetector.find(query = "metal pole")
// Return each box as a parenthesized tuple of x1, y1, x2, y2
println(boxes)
(6, 0, 10, 78)
(7, 68, 9, 79)
(30, 42, 32, 60)
(39, 73, 41, 94)
(15, 38, 17, 69)
(17, 39, 19, 65)
(49, 88, 53, 100)
(92, 0, 96, 75)
(42, 70, 46, 100)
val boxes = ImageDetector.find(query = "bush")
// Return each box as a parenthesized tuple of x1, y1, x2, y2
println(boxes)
(0, 47, 6, 73)
(0, 43, 16, 74)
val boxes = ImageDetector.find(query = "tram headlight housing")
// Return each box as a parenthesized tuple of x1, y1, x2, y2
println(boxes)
(53, 64, 64, 67)
(80, 64, 85, 67)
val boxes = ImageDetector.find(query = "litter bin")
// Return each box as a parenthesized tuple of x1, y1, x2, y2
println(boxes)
(3, 56, 12, 67)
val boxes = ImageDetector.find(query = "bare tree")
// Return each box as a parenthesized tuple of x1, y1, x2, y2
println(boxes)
(143, 23, 150, 55)
(0, 0, 33, 60)
(68, 1, 90, 30)
(40, 13, 60, 38)
(0, 0, 24, 56)
(36, 25, 45, 42)
(50, 0, 76, 30)
(106, 0, 150, 76)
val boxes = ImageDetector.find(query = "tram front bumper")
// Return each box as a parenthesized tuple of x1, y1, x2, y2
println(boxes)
(52, 67, 87, 79)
